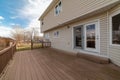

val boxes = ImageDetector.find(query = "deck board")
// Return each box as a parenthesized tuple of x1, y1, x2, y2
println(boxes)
(1, 48, 120, 80)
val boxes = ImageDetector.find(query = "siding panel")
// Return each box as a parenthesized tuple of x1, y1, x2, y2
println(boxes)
(41, 0, 119, 32)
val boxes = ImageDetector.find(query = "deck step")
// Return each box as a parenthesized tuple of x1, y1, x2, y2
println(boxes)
(77, 53, 110, 64)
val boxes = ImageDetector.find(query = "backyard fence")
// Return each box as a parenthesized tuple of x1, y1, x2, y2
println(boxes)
(0, 42, 16, 75)
(41, 41, 51, 48)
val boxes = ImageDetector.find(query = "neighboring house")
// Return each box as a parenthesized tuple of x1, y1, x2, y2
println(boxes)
(0, 37, 14, 50)
(39, 0, 120, 66)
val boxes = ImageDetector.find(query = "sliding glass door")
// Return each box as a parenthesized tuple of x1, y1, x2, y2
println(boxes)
(74, 21, 100, 53)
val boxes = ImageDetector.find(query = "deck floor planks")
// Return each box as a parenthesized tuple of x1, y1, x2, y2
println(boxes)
(34, 52, 69, 80)
(29, 52, 49, 80)
(1, 48, 120, 80)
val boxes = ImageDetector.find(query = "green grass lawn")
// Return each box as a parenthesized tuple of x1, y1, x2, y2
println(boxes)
(17, 43, 42, 51)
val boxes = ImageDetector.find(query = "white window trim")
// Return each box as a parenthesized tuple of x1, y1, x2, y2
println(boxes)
(54, 0, 62, 16)
(109, 10, 120, 47)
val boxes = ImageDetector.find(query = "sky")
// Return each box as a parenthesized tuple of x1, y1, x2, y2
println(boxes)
(0, 0, 52, 37)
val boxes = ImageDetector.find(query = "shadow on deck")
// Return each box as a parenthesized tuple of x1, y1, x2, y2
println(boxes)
(1, 48, 120, 80)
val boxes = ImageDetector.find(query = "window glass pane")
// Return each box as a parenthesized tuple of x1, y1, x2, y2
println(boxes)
(112, 13, 120, 44)
(56, 31, 59, 36)
(59, 1, 61, 7)
(55, 1, 62, 15)
(45, 33, 49, 39)
(55, 6, 58, 14)
(74, 27, 82, 47)
(59, 1, 61, 13)
(86, 24, 95, 48)
(54, 31, 59, 37)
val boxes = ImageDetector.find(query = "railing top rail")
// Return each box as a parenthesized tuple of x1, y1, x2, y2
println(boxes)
(43, 42, 51, 43)
(0, 43, 16, 56)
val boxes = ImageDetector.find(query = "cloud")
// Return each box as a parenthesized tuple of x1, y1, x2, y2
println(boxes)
(10, 16, 18, 19)
(9, 23, 20, 26)
(19, 0, 52, 19)
(0, 16, 4, 20)
(10, 23, 16, 25)
(25, 19, 43, 36)
(0, 26, 14, 38)
(18, 0, 52, 36)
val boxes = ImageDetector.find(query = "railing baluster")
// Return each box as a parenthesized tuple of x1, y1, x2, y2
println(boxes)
(40, 41, 51, 48)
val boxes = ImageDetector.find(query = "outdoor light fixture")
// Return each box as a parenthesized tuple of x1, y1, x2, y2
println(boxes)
(67, 25, 70, 28)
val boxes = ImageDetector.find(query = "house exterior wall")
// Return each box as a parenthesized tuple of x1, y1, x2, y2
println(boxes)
(44, 12, 109, 57)
(45, 27, 73, 53)
(41, 0, 119, 32)
(41, 0, 120, 66)
(108, 4, 120, 66)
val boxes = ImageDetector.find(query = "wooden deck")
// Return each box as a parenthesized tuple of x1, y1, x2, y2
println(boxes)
(1, 48, 120, 80)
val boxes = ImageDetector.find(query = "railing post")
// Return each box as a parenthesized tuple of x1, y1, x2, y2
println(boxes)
(41, 41, 44, 48)
(31, 39, 33, 50)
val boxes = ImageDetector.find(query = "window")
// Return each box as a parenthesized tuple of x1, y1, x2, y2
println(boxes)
(112, 13, 120, 45)
(54, 31, 59, 37)
(44, 33, 49, 39)
(55, 1, 62, 15)
(86, 24, 96, 48)
(74, 25, 83, 48)
(41, 21, 44, 25)
(41, 19, 44, 25)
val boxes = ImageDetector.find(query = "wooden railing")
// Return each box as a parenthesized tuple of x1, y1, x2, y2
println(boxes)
(0, 43, 16, 75)
(41, 41, 51, 48)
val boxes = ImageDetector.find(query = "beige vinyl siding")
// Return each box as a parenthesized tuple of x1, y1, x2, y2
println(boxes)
(108, 4, 120, 66)
(99, 13, 108, 57)
(109, 46, 120, 66)
(46, 27, 74, 53)
(41, 0, 119, 32)
(45, 12, 108, 56)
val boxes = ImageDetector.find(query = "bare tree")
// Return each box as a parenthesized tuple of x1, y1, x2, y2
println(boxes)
(24, 27, 41, 49)
(12, 25, 24, 45)
(12, 25, 42, 49)
(25, 27, 40, 42)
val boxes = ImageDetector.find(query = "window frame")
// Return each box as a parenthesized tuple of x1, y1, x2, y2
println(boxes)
(44, 33, 50, 39)
(53, 30, 60, 38)
(110, 10, 120, 46)
(54, 0, 62, 16)
(41, 21, 44, 26)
